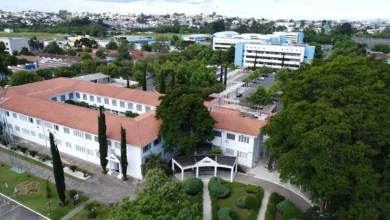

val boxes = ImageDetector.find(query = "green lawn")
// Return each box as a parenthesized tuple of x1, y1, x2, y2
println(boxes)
(0, 32, 67, 40)
(0, 163, 88, 220)
(218, 182, 250, 220)
(70, 201, 111, 220)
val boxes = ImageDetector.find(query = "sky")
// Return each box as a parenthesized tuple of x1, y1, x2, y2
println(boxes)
(2, 0, 389, 21)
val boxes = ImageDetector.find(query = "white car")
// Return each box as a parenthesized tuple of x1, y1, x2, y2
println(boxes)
(260, 77, 265, 80)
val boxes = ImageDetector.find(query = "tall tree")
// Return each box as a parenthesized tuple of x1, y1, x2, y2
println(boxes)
(43, 42, 64, 54)
(262, 56, 390, 220)
(117, 40, 130, 60)
(159, 70, 166, 94)
(106, 40, 118, 50)
(120, 125, 128, 180)
(155, 86, 216, 155)
(224, 63, 228, 88)
(226, 45, 235, 64)
(98, 106, 108, 173)
(247, 86, 273, 106)
(142, 64, 147, 91)
(28, 36, 40, 52)
(49, 132, 66, 206)
(9, 71, 42, 86)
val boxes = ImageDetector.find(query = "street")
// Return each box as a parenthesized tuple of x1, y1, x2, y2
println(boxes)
(233, 73, 276, 102)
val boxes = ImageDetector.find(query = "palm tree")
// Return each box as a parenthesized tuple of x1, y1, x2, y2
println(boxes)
(28, 36, 40, 52)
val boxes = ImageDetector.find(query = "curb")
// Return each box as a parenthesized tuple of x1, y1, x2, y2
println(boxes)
(0, 193, 50, 220)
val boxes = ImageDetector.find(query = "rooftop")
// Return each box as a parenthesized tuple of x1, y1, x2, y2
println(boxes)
(73, 73, 110, 81)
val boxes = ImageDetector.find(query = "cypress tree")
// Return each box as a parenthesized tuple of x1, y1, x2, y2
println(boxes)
(224, 63, 228, 89)
(219, 64, 223, 83)
(98, 106, 108, 173)
(120, 125, 128, 180)
(160, 70, 166, 94)
(142, 64, 147, 91)
(126, 74, 130, 88)
(49, 132, 66, 206)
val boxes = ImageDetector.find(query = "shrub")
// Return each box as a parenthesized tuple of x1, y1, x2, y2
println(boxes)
(40, 154, 50, 162)
(276, 200, 295, 213)
(248, 186, 264, 220)
(125, 111, 140, 118)
(1, 139, 6, 146)
(283, 206, 303, 220)
(245, 184, 259, 194)
(29, 150, 38, 157)
(217, 208, 234, 220)
(84, 47, 92, 52)
(16, 145, 22, 151)
(64, 99, 76, 105)
(265, 193, 285, 220)
(20, 147, 28, 154)
(129, 83, 141, 89)
(68, 189, 78, 199)
(211, 148, 222, 155)
(183, 177, 203, 195)
(210, 194, 218, 220)
(77, 101, 89, 108)
(236, 196, 246, 208)
(70, 165, 78, 172)
(208, 177, 230, 198)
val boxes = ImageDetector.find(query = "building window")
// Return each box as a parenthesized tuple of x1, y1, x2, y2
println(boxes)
(107, 140, 111, 146)
(56, 139, 62, 145)
(143, 144, 151, 153)
(5, 111, 9, 116)
(73, 130, 83, 138)
(29, 117, 33, 123)
(89, 95, 94, 102)
(97, 97, 101, 103)
(75, 145, 86, 153)
(112, 100, 117, 106)
(15, 126, 20, 131)
(31, 131, 36, 136)
(22, 128, 30, 135)
(120, 101, 125, 108)
(83, 94, 87, 100)
(36, 120, 41, 125)
(42, 121, 52, 129)
(94, 136, 98, 142)
(60, 95, 66, 101)
(12, 112, 17, 118)
(95, 150, 100, 157)
(7, 124, 12, 129)
(65, 142, 72, 148)
(127, 103, 133, 109)
(225, 148, 234, 155)
(104, 98, 109, 105)
(76, 93, 80, 99)
(153, 137, 161, 146)
(39, 133, 44, 139)
(227, 133, 235, 140)
(64, 127, 70, 134)
(87, 149, 94, 155)
(19, 115, 28, 122)
(237, 151, 247, 158)
(145, 106, 151, 112)
(85, 134, 92, 140)
(69, 93, 74, 99)
(136, 105, 142, 111)
(238, 135, 249, 143)
(51, 97, 57, 101)
(214, 130, 221, 137)
(115, 142, 120, 149)
(54, 125, 59, 131)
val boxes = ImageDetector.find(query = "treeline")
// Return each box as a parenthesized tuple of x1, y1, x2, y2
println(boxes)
(356, 33, 390, 39)
(14, 18, 109, 37)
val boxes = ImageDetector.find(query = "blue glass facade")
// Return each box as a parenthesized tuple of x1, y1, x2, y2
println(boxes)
(234, 43, 245, 67)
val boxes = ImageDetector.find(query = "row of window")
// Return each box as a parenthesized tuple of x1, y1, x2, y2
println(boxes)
(225, 148, 248, 158)
(214, 131, 250, 144)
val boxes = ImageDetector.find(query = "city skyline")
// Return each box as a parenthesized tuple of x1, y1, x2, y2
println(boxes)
(2, 0, 389, 21)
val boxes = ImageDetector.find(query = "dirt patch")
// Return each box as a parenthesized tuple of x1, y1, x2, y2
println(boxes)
(14, 181, 40, 196)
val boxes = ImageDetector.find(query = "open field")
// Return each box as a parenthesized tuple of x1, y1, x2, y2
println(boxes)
(0, 32, 67, 40)
(0, 163, 88, 220)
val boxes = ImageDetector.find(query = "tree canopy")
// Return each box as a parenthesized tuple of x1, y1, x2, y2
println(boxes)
(43, 41, 64, 54)
(9, 70, 42, 86)
(246, 86, 273, 106)
(262, 56, 390, 220)
(371, 44, 390, 54)
(155, 86, 216, 155)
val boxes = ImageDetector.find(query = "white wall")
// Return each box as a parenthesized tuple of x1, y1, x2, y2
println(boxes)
(211, 129, 256, 168)
(0, 38, 30, 55)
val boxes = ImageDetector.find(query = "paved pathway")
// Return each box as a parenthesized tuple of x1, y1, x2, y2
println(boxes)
(258, 191, 270, 220)
(203, 181, 211, 220)
(61, 200, 92, 220)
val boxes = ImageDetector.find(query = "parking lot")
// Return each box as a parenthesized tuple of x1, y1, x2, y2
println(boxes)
(233, 73, 276, 101)
(0, 194, 48, 220)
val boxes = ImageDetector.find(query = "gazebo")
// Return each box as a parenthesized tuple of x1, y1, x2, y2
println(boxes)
(172, 154, 238, 182)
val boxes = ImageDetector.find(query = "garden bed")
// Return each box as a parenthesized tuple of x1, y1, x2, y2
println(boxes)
(0, 144, 91, 180)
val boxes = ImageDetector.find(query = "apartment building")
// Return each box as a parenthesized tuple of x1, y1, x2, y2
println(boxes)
(0, 37, 30, 55)
(0, 78, 268, 179)
(212, 31, 304, 50)
(234, 43, 315, 69)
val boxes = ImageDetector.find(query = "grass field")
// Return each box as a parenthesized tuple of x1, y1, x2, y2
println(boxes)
(0, 163, 88, 220)
(70, 201, 111, 220)
(218, 182, 250, 220)
(0, 32, 67, 40)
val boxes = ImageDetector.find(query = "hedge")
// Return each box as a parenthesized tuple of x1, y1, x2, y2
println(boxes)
(236, 196, 246, 208)
(283, 206, 303, 220)
(217, 208, 234, 220)
(265, 193, 285, 220)
(210, 193, 218, 220)
(183, 177, 203, 195)
(276, 200, 295, 213)
(236, 195, 259, 210)
(247, 185, 264, 220)
(208, 177, 231, 198)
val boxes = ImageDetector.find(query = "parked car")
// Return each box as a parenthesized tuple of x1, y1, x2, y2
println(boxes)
(260, 77, 265, 80)
(252, 80, 261, 84)
(236, 93, 243, 97)
(261, 74, 269, 77)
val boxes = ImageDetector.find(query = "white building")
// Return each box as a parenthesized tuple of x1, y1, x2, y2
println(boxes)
(0, 37, 30, 55)
(212, 31, 304, 51)
(0, 78, 267, 180)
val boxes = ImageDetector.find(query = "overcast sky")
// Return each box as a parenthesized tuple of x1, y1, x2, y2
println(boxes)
(2, 0, 389, 21)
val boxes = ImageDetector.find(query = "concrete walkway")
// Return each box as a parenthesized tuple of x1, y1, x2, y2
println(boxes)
(258, 191, 270, 220)
(203, 181, 211, 220)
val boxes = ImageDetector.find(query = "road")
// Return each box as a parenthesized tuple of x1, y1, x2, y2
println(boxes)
(232, 74, 276, 102)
